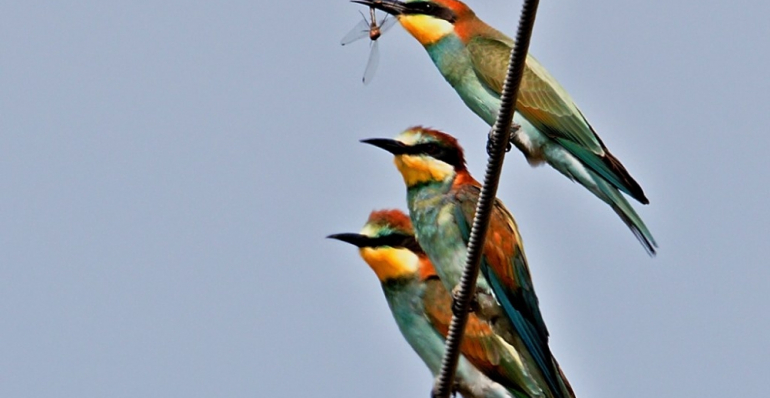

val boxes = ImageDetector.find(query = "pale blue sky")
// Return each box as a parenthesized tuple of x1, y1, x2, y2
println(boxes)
(1, 1, 768, 397)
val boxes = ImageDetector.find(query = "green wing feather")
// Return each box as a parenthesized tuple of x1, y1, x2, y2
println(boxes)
(453, 184, 569, 398)
(466, 35, 649, 203)
(422, 277, 543, 397)
(466, 35, 602, 154)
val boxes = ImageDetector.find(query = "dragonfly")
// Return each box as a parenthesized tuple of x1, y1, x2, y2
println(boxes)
(340, 6, 397, 85)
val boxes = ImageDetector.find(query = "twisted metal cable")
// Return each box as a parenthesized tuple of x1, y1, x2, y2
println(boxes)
(431, 1, 541, 397)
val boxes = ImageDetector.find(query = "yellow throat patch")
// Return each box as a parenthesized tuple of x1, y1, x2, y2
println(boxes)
(360, 247, 419, 281)
(394, 154, 454, 187)
(397, 14, 454, 45)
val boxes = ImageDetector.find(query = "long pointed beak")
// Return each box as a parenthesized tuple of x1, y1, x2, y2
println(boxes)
(352, 0, 408, 16)
(361, 138, 409, 155)
(327, 233, 373, 248)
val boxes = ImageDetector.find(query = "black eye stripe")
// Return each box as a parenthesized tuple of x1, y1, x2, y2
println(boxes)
(408, 143, 463, 170)
(368, 233, 424, 254)
(405, 2, 457, 23)
(399, 236, 424, 254)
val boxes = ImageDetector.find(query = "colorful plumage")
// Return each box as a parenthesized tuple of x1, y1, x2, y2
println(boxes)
(362, 127, 574, 398)
(328, 209, 527, 398)
(354, 0, 657, 255)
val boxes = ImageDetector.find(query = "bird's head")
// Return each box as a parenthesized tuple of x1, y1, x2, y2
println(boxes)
(353, 0, 475, 46)
(362, 126, 467, 189)
(328, 209, 428, 282)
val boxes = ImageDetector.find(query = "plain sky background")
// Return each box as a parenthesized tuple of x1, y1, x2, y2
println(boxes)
(1, 1, 768, 397)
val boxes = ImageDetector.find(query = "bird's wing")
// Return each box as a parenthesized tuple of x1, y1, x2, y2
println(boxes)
(421, 276, 540, 396)
(466, 36, 648, 203)
(422, 277, 501, 372)
(453, 184, 566, 398)
(466, 35, 601, 153)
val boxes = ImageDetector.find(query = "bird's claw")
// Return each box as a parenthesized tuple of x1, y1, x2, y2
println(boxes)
(451, 285, 479, 316)
(486, 124, 520, 155)
(431, 378, 460, 398)
(485, 130, 508, 155)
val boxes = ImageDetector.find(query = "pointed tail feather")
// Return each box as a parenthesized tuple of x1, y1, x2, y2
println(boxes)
(556, 138, 649, 205)
(588, 168, 658, 255)
(484, 270, 567, 398)
(554, 358, 577, 398)
(602, 150, 649, 204)
(545, 150, 657, 255)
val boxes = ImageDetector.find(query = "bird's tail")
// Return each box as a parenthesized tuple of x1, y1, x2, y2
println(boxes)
(553, 358, 577, 398)
(587, 167, 658, 255)
(547, 154, 657, 255)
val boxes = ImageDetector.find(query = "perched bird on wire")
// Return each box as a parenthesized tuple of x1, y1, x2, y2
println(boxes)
(354, 0, 656, 255)
(328, 210, 513, 398)
(329, 209, 574, 398)
(362, 127, 574, 398)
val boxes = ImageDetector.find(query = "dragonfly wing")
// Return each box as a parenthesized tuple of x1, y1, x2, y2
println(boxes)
(340, 19, 370, 45)
(362, 40, 380, 85)
(379, 15, 397, 34)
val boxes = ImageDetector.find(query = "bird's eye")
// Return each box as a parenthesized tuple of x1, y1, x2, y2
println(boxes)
(424, 143, 441, 156)
(416, 2, 435, 13)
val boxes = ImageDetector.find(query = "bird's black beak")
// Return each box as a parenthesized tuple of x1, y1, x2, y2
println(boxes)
(361, 138, 409, 155)
(327, 233, 374, 248)
(352, 0, 408, 16)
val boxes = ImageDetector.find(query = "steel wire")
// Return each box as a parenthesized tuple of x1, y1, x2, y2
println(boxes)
(431, 1, 541, 397)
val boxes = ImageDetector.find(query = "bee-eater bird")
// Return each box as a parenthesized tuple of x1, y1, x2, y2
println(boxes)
(354, 0, 657, 255)
(362, 127, 573, 398)
(328, 209, 574, 398)
(329, 210, 517, 398)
